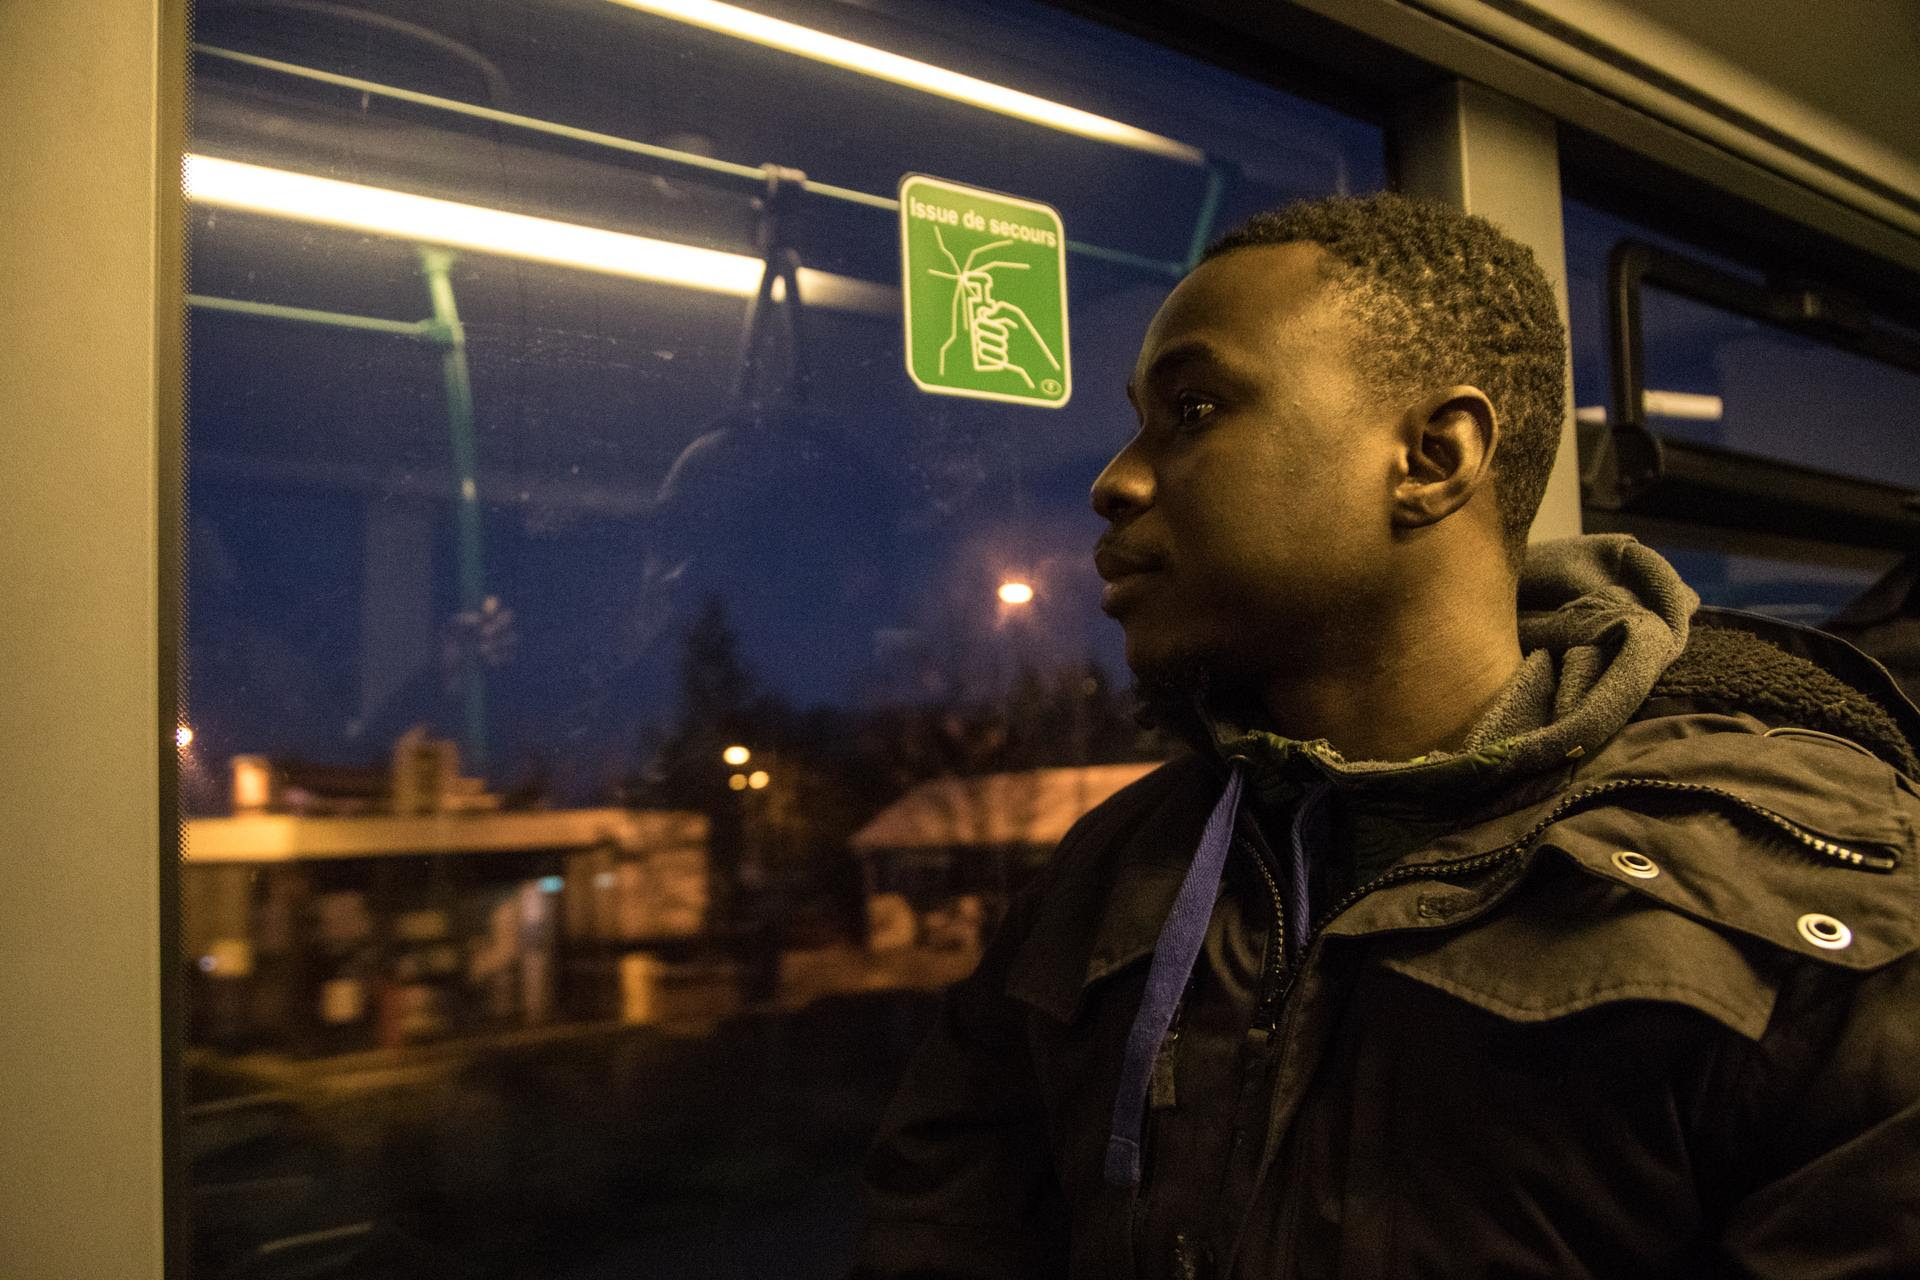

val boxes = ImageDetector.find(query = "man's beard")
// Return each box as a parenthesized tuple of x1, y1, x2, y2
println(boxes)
(1128, 644, 1259, 732)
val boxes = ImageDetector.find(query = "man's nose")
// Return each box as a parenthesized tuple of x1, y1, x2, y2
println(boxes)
(1091, 441, 1153, 522)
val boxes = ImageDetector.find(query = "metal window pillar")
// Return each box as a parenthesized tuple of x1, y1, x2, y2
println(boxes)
(1390, 79, 1582, 545)
(2, 1, 185, 1277)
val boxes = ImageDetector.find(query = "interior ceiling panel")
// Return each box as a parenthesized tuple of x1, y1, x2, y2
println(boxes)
(1602, 0, 1920, 163)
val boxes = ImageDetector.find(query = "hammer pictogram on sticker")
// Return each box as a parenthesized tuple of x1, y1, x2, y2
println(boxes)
(929, 227, 1063, 390)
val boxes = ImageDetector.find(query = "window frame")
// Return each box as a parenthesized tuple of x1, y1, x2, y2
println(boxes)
(12, 2, 1920, 1276)
(0, 1, 188, 1276)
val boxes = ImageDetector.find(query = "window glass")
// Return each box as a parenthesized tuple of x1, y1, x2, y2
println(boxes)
(1562, 197, 1913, 624)
(180, 2, 1385, 1274)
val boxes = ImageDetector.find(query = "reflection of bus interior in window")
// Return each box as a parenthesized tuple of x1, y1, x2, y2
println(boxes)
(179, 1, 1384, 1274)
(1563, 196, 1920, 689)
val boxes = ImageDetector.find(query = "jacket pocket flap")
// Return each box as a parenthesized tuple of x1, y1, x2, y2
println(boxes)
(1540, 800, 1917, 971)
(1378, 867, 1780, 1041)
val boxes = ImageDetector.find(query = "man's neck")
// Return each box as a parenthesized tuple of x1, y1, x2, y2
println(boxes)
(1258, 585, 1523, 764)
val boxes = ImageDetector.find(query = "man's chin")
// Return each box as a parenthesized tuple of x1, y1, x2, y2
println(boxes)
(1127, 644, 1234, 730)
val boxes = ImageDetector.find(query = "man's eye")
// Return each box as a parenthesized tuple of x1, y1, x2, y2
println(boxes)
(1173, 392, 1217, 427)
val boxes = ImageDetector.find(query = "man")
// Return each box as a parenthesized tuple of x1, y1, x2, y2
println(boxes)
(855, 193, 1920, 1279)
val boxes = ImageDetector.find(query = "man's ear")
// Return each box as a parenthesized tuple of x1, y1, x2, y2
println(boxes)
(1390, 385, 1499, 529)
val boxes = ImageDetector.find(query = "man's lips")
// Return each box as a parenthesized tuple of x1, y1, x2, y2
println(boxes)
(1093, 543, 1164, 581)
(1099, 576, 1153, 615)
(1105, 541, 1159, 614)
(1095, 542, 1165, 616)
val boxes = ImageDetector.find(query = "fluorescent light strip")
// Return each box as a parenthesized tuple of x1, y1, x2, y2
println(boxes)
(1573, 391, 1725, 425)
(188, 154, 762, 292)
(608, 0, 1204, 166)
(184, 155, 896, 313)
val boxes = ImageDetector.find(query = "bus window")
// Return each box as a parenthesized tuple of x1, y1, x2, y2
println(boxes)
(177, 2, 1385, 1275)
(1563, 196, 1917, 625)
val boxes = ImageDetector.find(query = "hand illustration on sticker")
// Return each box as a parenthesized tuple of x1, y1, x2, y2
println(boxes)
(930, 228, 1062, 389)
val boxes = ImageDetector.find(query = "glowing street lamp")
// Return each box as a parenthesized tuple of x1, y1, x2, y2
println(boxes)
(728, 772, 749, 791)
(998, 580, 1035, 606)
(722, 744, 751, 766)
(747, 770, 770, 790)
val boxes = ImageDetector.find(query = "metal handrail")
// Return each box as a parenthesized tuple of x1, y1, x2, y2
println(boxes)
(193, 43, 1192, 280)
(1586, 239, 1920, 550)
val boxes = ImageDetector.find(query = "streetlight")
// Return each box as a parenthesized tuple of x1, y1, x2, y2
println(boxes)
(997, 580, 1034, 605)
(722, 744, 751, 766)
(747, 770, 770, 790)
(728, 772, 749, 791)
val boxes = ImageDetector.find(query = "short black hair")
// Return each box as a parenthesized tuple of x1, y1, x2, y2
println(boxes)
(1203, 192, 1566, 569)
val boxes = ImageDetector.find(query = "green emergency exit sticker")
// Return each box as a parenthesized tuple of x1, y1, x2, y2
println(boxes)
(899, 174, 1070, 408)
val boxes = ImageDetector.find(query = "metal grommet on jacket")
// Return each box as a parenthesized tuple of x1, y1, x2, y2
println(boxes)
(1797, 912, 1853, 950)
(1610, 850, 1660, 879)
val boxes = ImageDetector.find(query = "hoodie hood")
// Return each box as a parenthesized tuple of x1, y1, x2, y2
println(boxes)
(1199, 534, 1701, 814)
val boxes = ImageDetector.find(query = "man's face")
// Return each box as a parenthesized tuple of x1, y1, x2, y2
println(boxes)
(1093, 243, 1398, 695)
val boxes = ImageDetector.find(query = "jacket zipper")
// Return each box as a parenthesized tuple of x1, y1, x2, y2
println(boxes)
(1308, 775, 1897, 941)
(1240, 774, 1893, 1028)
(1236, 832, 1287, 1029)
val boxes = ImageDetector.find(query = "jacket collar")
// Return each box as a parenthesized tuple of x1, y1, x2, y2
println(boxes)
(1004, 707, 1917, 1024)
(1144, 534, 1702, 802)
(1685, 606, 1920, 775)
(1004, 546, 1920, 1025)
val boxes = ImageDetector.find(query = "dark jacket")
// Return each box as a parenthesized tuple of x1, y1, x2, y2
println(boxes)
(856, 541, 1920, 1280)
(1825, 550, 1920, 702)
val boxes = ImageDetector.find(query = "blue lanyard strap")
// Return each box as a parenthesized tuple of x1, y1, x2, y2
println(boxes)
(1105, 763, 1244, 1188)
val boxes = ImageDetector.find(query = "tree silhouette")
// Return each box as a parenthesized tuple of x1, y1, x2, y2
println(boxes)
(674, 598, 757, 750)
(638, 597, 761, 914)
